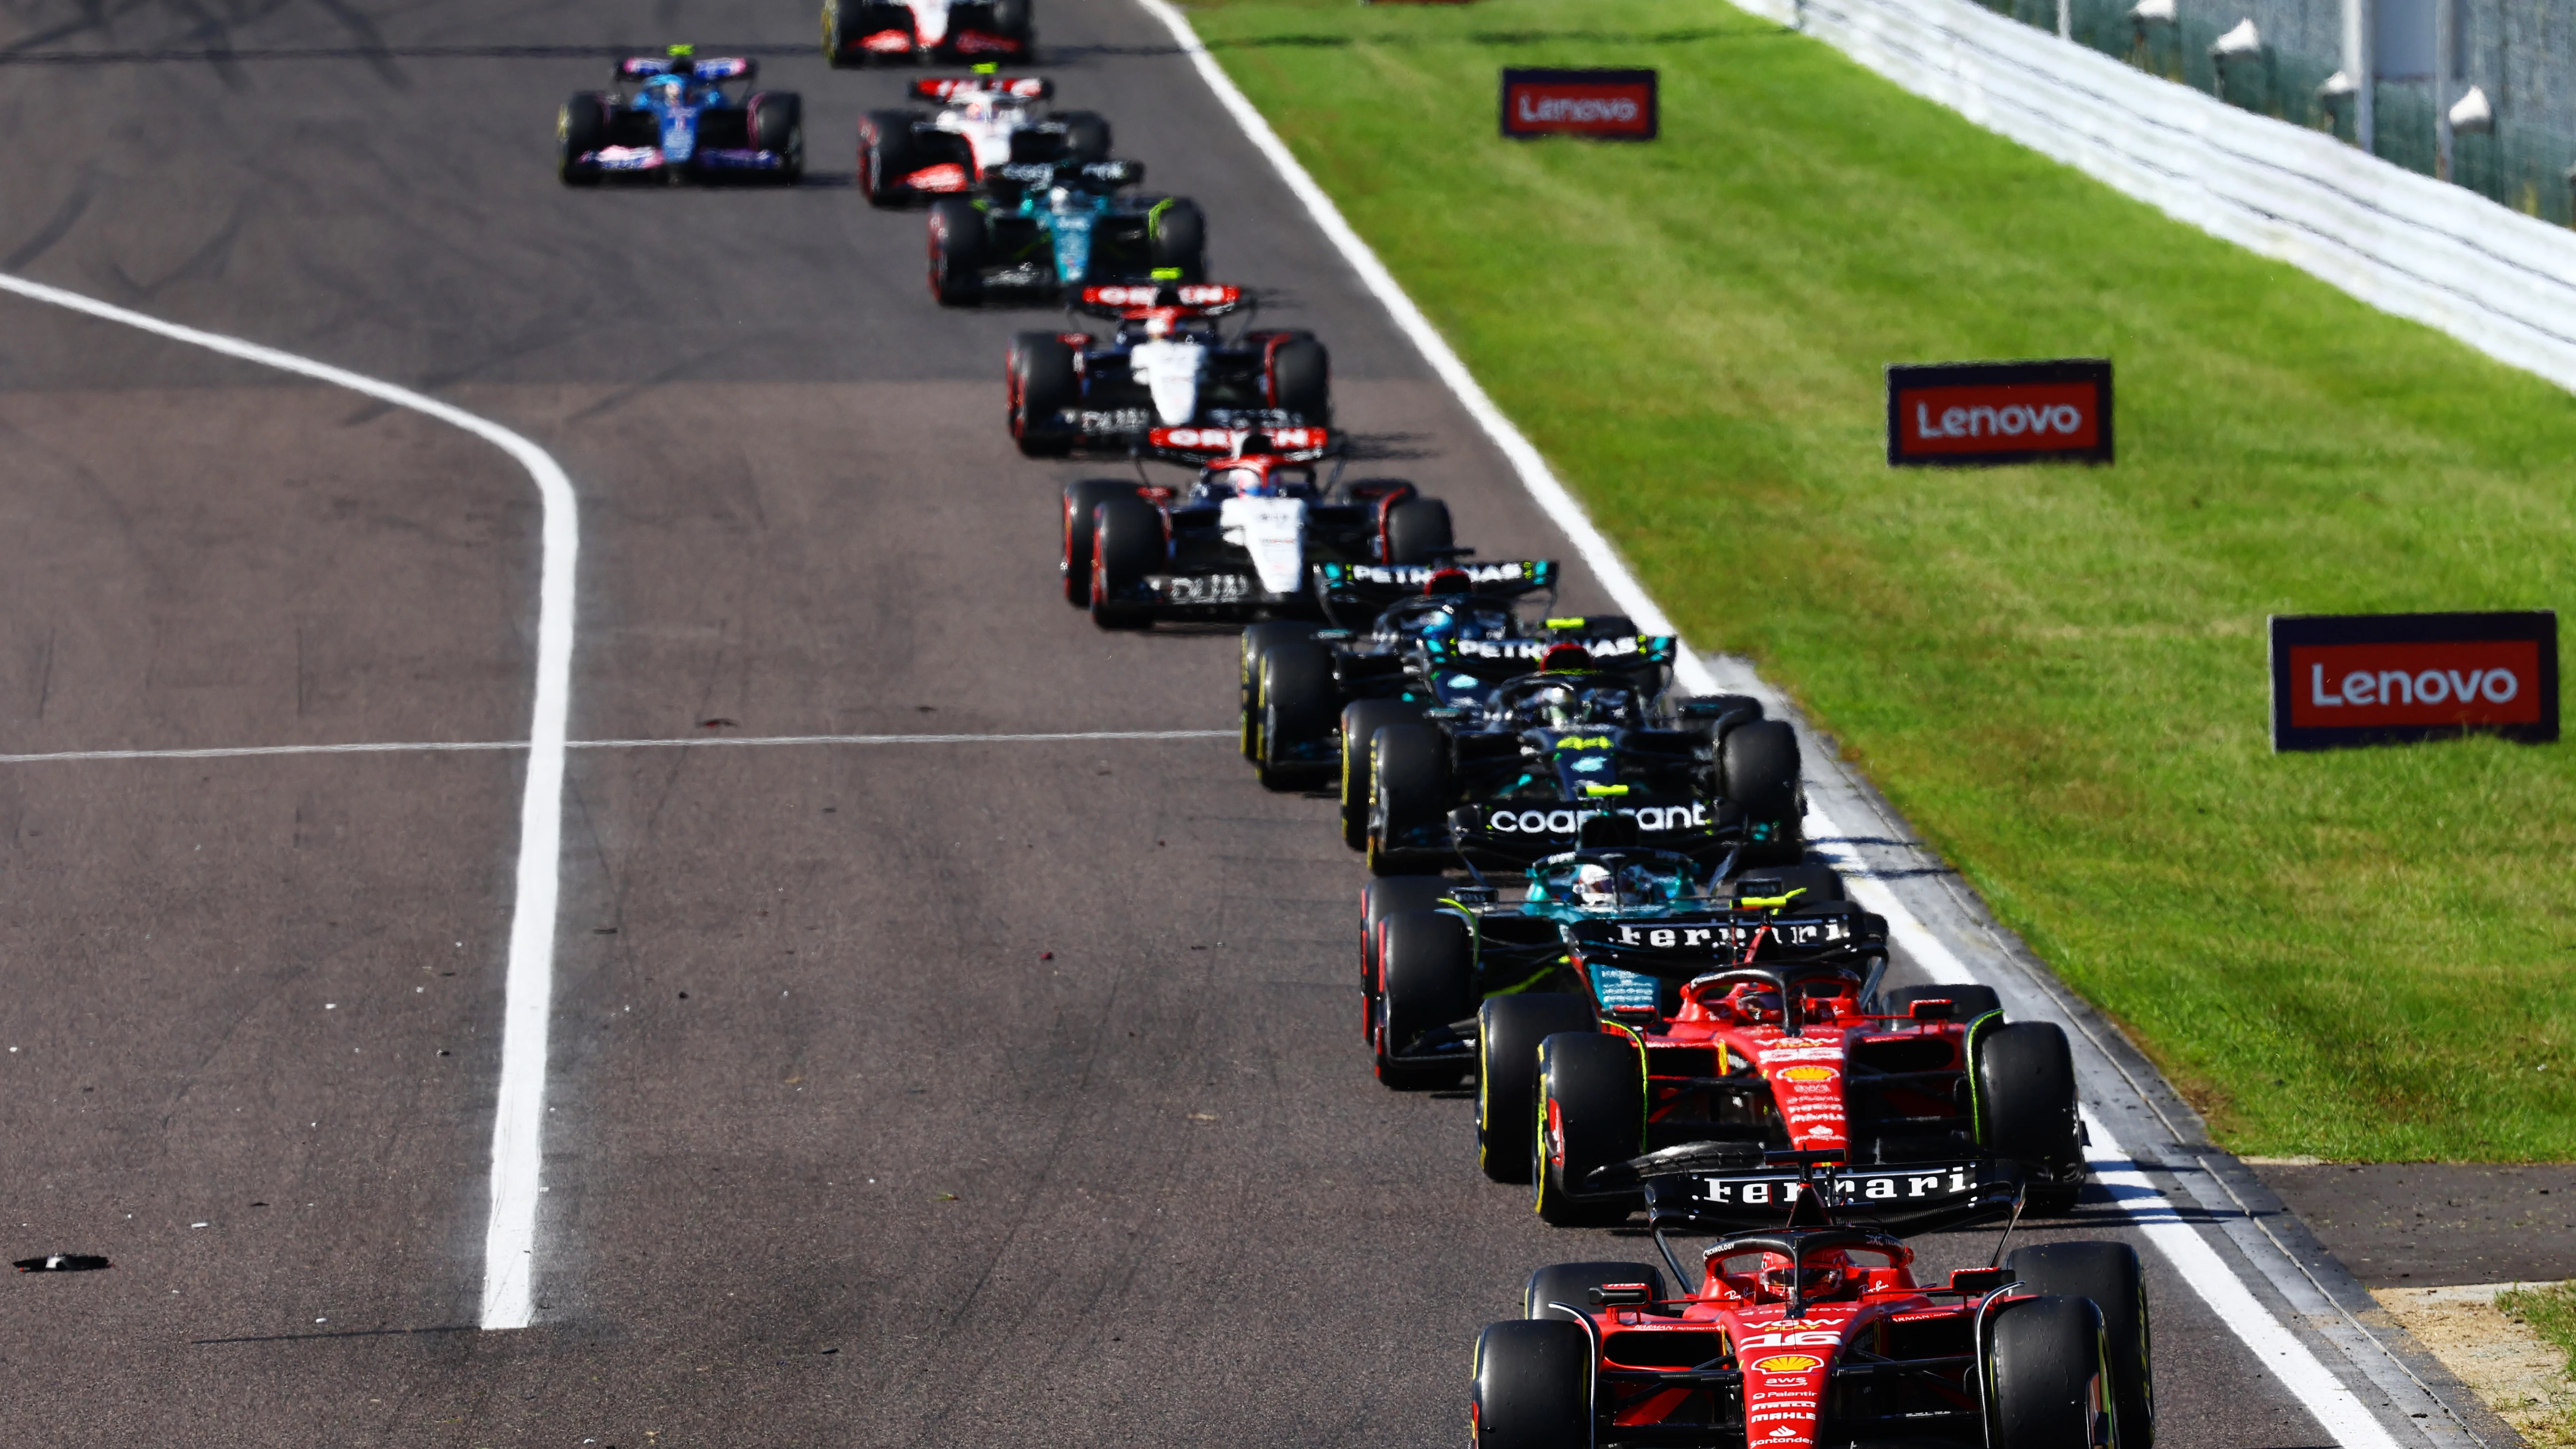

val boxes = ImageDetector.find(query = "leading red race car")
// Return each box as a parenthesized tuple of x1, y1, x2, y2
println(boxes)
(1472, 1154, 2153, 1449)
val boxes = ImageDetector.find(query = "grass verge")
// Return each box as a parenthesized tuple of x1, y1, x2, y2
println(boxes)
(1179, 0, 2576, 1158)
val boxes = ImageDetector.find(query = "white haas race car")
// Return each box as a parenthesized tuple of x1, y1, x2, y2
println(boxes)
(1061, 428, 1463, 629)
(1007, 283, 1328, 457)
(860, 74, 1109, 207)
(823, 0, 1033, 64)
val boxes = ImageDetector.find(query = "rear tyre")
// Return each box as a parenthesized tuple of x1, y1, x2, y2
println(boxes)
(1880, 982, 2003, 1022)
(1477, 993, 1597, 1184)
(558, 93, 609, 185)
(2007, 1242, 2153, 1449)
(1367, 722, 1451, 875)
(752, 93, 804, 182)
(1524, 1262, 1668, 1321)
(991, 0, 1035, 49)
(927, 197, 987, 305)
(1340, 698, 1423, 851)
(1472, 1320, 1593, 1449)
(1987, 1296, 2110, 1449)
(1088, 496, 1161, 631)
(822, 0, 862, 65)
(860, 110, 919, 205)
(1534, 1031, 1643, 1226)
(1239, 622, 1321, 760)
(1061, 110, 1112, 162)
(1266, 334, 1330, 422)
(1721, 718, 1804, 864)
(1974, 1020, 2085, 1214)
(1257, 641, 1337, 791)
(1060, 480, 1137, 607)
(1383, 498, 1454, 565)
(1375, 910, 1474, 1089)
(1147, 198, 1206, 281)
(1009, 332, 1078, 456)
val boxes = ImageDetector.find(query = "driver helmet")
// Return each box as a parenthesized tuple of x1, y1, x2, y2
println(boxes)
(1523, 681, 1580, 728)
(1541, 642, 1593, 673)
(1571, 862, 1619, 908)
(1762, 1248, 1856, 1301)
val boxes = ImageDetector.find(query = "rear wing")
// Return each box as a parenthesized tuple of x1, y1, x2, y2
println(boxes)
(618, 55, 756, 81)
(1610, 1147, 2022, 1236)
(1417, 632, 1674, 684)
(983, 158, 1141, 193)
(1450, 799, 1743, 872)
(914, 74, 1051, 101)
(1145, 424, 1334, 464)
(1562, 909, 1887, 977)
(1074, 282, 1244, 320)
(1315, 559, 1558, 610)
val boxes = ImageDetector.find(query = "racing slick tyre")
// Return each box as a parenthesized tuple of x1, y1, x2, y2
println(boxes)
(927, 197, 988, 306)
(1523, 1262, 1668, 1321)
(1477, 993, 1597, 1184)
(1366, 722, 1452, 876)
(1265, 333, 1330, 422)
(558, 92, 611, 185)
(1383, 498, 1454, 565)
(1362, 874, 1451, 1010)
(1060, 480, 1138, 606)
(750, 92, 805, 183)
(1534, 1030, 1644, 1227)
(1472, 1319, 1593, 1449)
(1880, 982, 2003, 1022)
(1088, 496, 1162, 631)
(860, 110, 921, 205)
(1341, 697, 1424, 851)
(2007, 1242, 2153, 1449)
(1375, 909, 1474, 1089)
(993, 0, 1037, 51)
(1240, 622, 1322, 759)
(1009, 332, 1078, 456)
(1973, 1021, 2085, 1214)
(1060, 110, 1112, 162)
(1258, 641, 1338, 791)
(1720, 718, 1804, 865)
(823, 0, 863, 65)
(1147, 198, 1207, 282)
(1986, 1295, 2113, 1449)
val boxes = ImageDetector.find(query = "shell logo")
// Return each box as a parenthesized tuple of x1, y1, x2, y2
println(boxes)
(1777, 1065, 1837, 1084)
(1750, 1354, 1824, 1373)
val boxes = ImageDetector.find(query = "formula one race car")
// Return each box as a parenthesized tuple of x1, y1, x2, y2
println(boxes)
(559, 49, 803, 185)
(824, 0, 1032, 64)
(929, 160, 1203, 304)
(1473, 1156, 2153, 1449)
(1007, 284, 1326, 456)
(861, 74, 1110, 206)
(1235, 564, 1594, 789)
(1357, 844, 2089, 1217)
(1059, 428, 1461, 630)
(1352, 649, 1805, 873)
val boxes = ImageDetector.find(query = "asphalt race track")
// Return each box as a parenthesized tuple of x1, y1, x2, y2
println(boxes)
(0, 1, 2532, 1445)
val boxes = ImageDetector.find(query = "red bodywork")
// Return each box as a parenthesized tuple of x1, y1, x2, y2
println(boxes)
(1554, 946, 1982, 1169)
(1558, 1243, 2010, 1449)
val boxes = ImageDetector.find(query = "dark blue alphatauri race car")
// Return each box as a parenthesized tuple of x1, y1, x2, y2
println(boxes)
(559, 49, 805, 186)
(927, 159, 1203, 305)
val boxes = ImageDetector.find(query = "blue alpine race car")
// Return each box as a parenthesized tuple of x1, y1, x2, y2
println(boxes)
(558, 49, 804, 185)
(925, 158, 1203, 305)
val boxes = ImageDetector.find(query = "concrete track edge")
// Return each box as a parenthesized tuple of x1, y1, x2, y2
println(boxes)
(1122, 5, 2528, 1447)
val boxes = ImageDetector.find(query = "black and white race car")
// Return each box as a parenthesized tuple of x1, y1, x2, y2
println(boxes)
(1007, 284, 1326, 456)
(824, 0, 1032, 64)
(860, 74, 1109, 207)
(1059, 427, 1462, 630)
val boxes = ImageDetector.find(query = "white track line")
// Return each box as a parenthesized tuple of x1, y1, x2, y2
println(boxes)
(0, 271, 575, 1333)
(0, 730, 1235, 765)
(1125, 11, 2411, 1447)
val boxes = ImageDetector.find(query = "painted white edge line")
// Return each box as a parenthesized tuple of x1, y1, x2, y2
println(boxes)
(1120, 13, 2407, 1448)
(0, 271, 573, 1333)
(0, 730, 1236, 765)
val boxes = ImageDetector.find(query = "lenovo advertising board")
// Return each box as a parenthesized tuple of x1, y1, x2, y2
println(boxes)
(2269, 611, 2558, 752)
(1500, 69, 1658, 141)
(1886, 360, 2113, 467)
